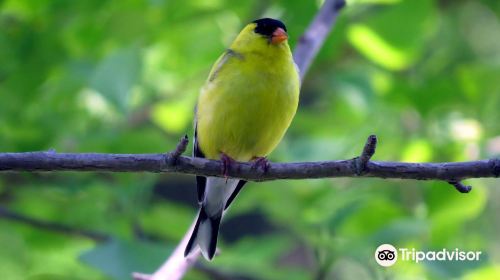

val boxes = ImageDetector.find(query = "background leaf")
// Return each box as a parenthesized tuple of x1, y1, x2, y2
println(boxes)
(80, 239, 173, 280)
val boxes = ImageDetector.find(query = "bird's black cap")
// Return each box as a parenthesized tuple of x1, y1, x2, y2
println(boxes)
(253, 18, 287, 37)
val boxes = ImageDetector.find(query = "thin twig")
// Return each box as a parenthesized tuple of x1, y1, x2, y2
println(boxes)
(293, 0, 346, 82)
(0, 206, 109, 242)
(448, 180, 472, 193)
(167, 135, 189, 165)
(355, 135, 377, 175)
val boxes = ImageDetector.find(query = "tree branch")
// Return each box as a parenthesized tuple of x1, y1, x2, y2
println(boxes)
(0, 206, 109, 242)
(293, 0, 346, 81)
(1, 146, 498, 182)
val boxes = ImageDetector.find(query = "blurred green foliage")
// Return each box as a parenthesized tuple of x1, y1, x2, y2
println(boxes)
(1, 0, 500, 279)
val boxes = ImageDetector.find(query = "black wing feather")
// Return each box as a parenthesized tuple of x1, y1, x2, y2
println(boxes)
(193, 120, 206, 203)
(184, 207, 205, 257)
(224, 180, 247, 210)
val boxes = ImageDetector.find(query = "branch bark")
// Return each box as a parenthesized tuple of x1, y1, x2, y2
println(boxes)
(293, 0, 346, 81)
(1, 149, 498, 181)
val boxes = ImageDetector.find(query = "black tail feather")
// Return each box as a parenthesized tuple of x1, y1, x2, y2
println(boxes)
(184, 206, 223, 260)
(207, 214, 222, 260)
(184, 207, 207, 257)
(224, 180, 247, 210)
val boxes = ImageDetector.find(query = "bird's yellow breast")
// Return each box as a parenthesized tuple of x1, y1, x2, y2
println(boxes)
(196, 43, 299, 161)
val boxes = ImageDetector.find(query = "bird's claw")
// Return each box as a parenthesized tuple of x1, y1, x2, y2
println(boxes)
(251, 156, 270, 173)
(220, 153, 235, 179)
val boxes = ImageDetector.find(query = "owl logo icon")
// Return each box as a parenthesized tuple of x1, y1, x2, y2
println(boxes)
(375, 244, 398, 267)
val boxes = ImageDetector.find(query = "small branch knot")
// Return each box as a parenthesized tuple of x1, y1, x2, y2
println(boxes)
(448, 180, 472, 193)
(492, 158, 500, 177)
(355, 135, 378, 175)
(167, 135, 189, 166)
(333, 0, 346, 11)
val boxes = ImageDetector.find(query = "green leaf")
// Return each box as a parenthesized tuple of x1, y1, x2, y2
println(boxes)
(348, 0, 437, 70)
(80, 239, 173, 280)
(90, 46, 142, 113)
(428, 183, 487, 246)
(151, 98, 194, 134)
(213, 235, 310, 280)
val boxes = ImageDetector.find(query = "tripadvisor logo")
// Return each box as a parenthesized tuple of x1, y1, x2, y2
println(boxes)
(375, 244, 482, 267)
(375, 244, 397, 267)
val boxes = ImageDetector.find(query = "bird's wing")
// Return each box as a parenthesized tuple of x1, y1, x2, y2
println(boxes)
(224, 180, 246, 210)
(195, 49, 246, 206)
(193, 49, 232, 203)
(206, 48, 243, 83)
(193, 116, 206, 203)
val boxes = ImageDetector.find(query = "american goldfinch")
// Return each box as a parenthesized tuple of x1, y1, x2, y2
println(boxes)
(184, 18, 300, 260)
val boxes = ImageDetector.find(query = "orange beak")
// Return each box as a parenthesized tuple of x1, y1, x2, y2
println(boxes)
(271, 27, 288, 44)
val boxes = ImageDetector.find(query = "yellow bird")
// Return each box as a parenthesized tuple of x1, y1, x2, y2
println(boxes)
(184, 18, 300, 260)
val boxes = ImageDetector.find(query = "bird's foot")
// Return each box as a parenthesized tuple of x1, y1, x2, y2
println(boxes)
(220, 152, 236, 179)
(251, 156, 270, 173)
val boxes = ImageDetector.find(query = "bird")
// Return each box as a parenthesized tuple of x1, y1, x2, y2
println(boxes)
(184, 18, 300, 260)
